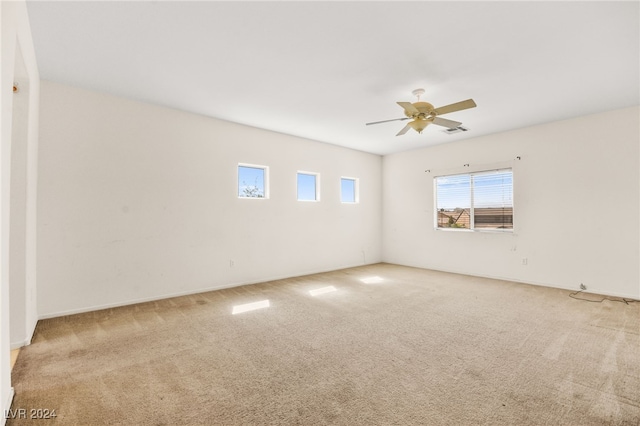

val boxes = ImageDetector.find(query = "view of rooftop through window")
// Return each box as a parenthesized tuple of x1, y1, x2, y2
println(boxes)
(435, 169, 513, 230)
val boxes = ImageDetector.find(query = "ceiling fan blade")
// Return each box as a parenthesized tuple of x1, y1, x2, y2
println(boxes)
(434, 99, 477, 116)
(432, 117, 462, 128)
(396, 123, 412, 136)
(365, 117, 409, 126)
(397, 101, 419, 116)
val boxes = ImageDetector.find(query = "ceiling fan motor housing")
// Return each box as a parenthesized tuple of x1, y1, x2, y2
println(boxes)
(404, 102, 436, 118)
(405, 101, 436, 132)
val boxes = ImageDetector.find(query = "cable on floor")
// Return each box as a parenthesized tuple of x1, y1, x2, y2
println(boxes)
(569, 290, 639, 305)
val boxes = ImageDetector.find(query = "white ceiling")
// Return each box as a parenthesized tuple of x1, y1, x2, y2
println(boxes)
(25, 1, 639, 156)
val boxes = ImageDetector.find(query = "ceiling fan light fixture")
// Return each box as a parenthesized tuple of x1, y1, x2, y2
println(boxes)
(408, 119, 430, 134)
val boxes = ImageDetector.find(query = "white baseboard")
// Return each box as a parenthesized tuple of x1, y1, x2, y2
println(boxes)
(10, 321, 35, 350)
(10, 341, 29, 351)
(2, 387, 15, 426)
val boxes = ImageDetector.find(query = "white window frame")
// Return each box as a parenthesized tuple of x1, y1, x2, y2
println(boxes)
(238, 163, 269, 199)
(297, 171, 320, 202)
(434, 168, 513, 233)
(340, 177, 359, 204)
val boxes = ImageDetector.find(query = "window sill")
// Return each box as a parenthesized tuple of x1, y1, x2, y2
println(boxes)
(435, 227, 514, 234)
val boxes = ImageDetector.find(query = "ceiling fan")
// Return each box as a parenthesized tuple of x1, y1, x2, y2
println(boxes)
(366, 88, 477, 136)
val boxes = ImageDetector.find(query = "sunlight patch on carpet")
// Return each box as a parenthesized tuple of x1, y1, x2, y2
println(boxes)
(360, 276, 384, 284)
(232, 300, 270, 314)
(309, 286, 337, 296)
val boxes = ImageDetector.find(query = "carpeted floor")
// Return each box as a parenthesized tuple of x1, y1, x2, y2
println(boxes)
(9, 263, 640, 425)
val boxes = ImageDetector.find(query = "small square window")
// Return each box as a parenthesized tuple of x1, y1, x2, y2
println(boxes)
(238, 164, 268, 199)
(341, 177, 358, 203)
(297, 172, 319, 201)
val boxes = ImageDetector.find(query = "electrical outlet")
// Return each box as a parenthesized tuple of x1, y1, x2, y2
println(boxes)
(229, 260, 234, 267)
(522, 258, 528, 265)
(580, 283, 586, 290)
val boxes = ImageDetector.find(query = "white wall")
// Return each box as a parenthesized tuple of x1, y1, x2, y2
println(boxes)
(37, 81, 382, 318)
(1, 0, 40, 423)
(383, 106, 640, 299)
(9, 44, 29, 349)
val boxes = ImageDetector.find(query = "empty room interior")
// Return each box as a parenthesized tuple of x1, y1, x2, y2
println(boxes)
(1, 1, 639, 425)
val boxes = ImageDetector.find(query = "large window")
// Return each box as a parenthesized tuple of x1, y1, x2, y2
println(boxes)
(238, 164, 268, 199)
(435, 169, 513, 231)
(340, 177, 358, 203)
(297, 172, 319, 201)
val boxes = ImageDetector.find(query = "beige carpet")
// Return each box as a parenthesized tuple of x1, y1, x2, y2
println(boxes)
(9, 263, 640, 425)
